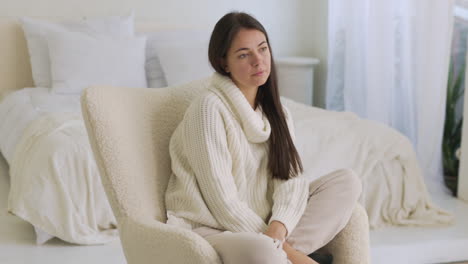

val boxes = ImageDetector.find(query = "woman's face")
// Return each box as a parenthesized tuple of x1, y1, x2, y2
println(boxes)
(225, 28, 271, 92)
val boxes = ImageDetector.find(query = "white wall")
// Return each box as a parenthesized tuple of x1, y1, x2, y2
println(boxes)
(295, 0, 328, 108)
(0, 0, 302, 58)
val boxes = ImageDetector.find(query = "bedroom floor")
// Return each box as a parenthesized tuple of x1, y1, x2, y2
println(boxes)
(1, 153, 468, 264)
(370, 188, 468, 264)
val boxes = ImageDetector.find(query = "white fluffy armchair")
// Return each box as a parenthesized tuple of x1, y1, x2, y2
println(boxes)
(81, 79, 370, 264)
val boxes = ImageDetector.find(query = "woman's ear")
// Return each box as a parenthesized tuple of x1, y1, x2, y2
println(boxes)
(220, 58, 229, 73)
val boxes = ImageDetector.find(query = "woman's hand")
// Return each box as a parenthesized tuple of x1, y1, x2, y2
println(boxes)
(264, 220, 287, 241)
(265, 221, 319, 264)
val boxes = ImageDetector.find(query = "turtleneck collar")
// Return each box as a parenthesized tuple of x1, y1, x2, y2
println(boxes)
(209, 72, 271, 143)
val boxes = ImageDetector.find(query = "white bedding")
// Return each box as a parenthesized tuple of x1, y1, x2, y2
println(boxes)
(282, 99, 454, 229)
(0, 88, 117, 244)
(0, 88, 81, 163)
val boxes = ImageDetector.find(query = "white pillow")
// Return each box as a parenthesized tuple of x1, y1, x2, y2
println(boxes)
(157, 40, 213, 86)
(47, 31, 147, 94)
(143, 29, 212, 87)
(20, 13, 134, 88)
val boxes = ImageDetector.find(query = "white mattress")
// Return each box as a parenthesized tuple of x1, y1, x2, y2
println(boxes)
(0, 87, 81, 163)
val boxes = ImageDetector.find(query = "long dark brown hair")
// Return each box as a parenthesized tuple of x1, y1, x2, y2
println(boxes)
(208, 12, 303, 180)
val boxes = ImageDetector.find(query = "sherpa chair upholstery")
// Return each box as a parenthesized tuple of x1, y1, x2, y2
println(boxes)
(81, 78, 371, 264)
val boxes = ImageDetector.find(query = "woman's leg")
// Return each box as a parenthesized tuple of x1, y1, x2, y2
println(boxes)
(286, 168, 362, 254)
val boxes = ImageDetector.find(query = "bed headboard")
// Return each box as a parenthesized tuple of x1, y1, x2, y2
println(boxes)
(0, 17, 34, 101)
(0, 17, 208, 102)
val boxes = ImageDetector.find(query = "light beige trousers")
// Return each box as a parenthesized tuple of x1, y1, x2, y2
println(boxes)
(193, 169, 362, 264)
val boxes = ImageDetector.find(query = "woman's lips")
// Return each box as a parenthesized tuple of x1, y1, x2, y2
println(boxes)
(253, 71, 264, 76)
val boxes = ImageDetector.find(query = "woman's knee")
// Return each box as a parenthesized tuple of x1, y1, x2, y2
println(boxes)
(208, 232, 289, 264)
(333, 169, 362, 200)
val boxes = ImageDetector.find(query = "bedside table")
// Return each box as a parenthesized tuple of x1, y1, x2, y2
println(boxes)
(275, 56, 320, 106)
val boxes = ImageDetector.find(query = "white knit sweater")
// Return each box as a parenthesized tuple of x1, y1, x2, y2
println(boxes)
(165, 73, 309, 236)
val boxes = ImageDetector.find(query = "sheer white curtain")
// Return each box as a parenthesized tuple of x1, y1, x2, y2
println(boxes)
(327, 0, 454, 194)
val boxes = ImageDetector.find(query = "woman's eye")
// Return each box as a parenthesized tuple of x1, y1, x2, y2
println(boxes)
(260, 46, 268, 52)
(238, 54, 248, 59)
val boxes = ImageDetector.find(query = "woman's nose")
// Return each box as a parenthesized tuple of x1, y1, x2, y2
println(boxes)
(251, 52, 261, 66)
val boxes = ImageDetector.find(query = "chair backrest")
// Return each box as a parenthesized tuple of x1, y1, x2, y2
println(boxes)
(81, 78, 210, 223)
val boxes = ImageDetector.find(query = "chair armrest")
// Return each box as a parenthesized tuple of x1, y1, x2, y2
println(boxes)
(118, 217, 222, 264)
(322, 204, 371, 264)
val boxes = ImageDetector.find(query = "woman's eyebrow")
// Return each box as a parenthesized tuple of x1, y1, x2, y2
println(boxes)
(235, 47, 249, 53)
(234, 41, 267, 53)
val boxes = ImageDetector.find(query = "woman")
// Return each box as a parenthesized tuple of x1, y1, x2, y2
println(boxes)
(165, 12, 362, 264)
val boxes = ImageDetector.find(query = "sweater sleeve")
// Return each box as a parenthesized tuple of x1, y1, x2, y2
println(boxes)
(268, 106, 309, 236)
(182, 99, 268, 233)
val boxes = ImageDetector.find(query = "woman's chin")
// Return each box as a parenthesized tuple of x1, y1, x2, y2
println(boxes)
(252, 76, 269, 87)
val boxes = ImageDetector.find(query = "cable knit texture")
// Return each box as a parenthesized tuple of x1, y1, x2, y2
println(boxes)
(80, 76, 370, 264)
(165, 73, 309, 235)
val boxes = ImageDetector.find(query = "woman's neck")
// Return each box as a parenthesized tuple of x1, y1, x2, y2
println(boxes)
(238, 86, 258, 109)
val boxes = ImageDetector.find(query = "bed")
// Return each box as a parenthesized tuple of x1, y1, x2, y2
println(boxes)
(0, 14, 213, 244)
(0, 14, 455, 247)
